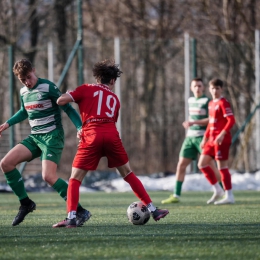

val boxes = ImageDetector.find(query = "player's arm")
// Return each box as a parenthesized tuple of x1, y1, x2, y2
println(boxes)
(50, 85, 82, 130)
(0, 97, 28, 137)
(6, 97, 28, 126)
(215, 101, 235, 145)
(200, 125, 210, 149)
(183, 118, 209, 128)
(57, 93, 73, 106)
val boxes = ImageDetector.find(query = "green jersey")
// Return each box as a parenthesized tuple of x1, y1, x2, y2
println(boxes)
(7, 78, 82, 134)
(186, 95, 210, 137)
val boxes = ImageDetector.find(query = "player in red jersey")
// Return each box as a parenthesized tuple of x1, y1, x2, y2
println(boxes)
(52, 59, 169, 228)
(198, 78, 235, 205)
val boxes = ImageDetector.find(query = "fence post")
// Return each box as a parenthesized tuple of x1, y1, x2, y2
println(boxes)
(114, 37, 121, 136)
(8, 45, 15, 149)
(48, 41, 54, 82)
(255, 30, 260, 169)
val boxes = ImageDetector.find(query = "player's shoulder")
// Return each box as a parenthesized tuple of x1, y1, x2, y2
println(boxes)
(37, 78, 58, 92)
(188, 95, 210, 104)
(20, 86, 28, 96)
(219, 97, 231, 106)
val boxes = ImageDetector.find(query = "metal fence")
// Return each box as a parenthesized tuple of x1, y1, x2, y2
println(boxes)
(0, 36, 258, 177)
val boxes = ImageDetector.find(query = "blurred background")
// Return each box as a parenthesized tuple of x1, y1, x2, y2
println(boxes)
(0, 0, 260, 181)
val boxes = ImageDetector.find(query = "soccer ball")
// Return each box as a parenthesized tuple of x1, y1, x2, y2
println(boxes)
(127, 201, 150, 225)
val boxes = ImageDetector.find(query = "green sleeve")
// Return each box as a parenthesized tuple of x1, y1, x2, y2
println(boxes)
(7, 96, 28, 126)
(49, 83, 82, 130)
(61, 104, 82, 130)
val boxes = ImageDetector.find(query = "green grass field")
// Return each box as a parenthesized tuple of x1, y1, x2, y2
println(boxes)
(0, 191, 259, 260)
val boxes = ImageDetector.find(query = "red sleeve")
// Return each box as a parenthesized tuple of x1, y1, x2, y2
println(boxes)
(204, 125, 210, 138)
(67, 84, 86, 103)
(220, 99, 235, 132)
(223, 115, 235, 132)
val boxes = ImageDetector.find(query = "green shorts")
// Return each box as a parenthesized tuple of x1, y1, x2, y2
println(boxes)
(179, 136, 203, 160)
(20, 128, 64, 164)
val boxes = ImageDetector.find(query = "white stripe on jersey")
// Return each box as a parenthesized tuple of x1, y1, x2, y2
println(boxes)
(24, 100, 52, 111)
(188, 97, 209, 104)
(31, 125, 56, 134)
(186, 129, 205, 137)
(29, 115, 55, 127)
(189, 108, 207, 115)
(21, 83, 50, 95)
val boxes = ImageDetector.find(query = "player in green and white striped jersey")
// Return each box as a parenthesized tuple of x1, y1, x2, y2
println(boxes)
(0, 59, 91, 226)
(162, 78, 222, 204)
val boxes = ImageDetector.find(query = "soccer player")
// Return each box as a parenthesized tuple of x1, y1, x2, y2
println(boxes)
(198, 78, 235, 205)
(52, 59, 169, 228)
(162, 78, 222, 204)
(0, 59, 91, 226)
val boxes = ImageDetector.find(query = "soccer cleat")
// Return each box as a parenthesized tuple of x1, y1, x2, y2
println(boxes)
(52, 218, 77, 228)
(207, 190, 225, 204)
(76, 208, 92, 227)
(161, 194, 180, 204)
(151, 208, 169, 221)
(214, 196, 235, 205)
(12, 200, 36, 226)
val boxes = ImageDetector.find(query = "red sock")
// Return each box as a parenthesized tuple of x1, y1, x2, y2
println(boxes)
(200, 165, 218, 185)
(124, 172, 152, 205)
(67, 178, 81, 213)
(219, 168, 232, 190)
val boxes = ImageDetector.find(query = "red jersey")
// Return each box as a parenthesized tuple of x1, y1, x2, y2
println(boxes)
(205, 97, 235, 142)
(68, 83, 120, 132)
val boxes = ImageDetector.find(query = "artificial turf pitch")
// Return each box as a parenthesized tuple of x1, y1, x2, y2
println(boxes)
(0, 191, 259, 260)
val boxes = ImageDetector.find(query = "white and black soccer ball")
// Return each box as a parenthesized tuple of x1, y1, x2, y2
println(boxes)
(127, 201, 150, 225)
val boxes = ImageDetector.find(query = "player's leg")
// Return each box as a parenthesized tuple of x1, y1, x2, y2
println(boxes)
(42, 160, 91, 227)
(214, 159, 235, 205)
(162, 137, 196, 204)
(0, 143, 36, 226)
(105, 131, 168, 221)
(209, 160, 223, 188)
(117, 162, 169, 221)
(39, 129, 91, 226)
(161, 157, 192, 204)
(52, 167, 89, 228)
(198, 153, 224, 204)
(213, 142, 234, 205)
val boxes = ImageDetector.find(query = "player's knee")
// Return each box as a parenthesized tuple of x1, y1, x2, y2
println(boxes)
(42, 174, 56, 186)
(0, 157, 12, 172)
(197, 161, 204, 169)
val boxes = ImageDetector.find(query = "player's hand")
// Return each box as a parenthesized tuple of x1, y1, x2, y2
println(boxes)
(200, 138, 207, 149)
(182, 121, 193, 129)
(0, 122, 9, 137)
(215, 131, 225, 145)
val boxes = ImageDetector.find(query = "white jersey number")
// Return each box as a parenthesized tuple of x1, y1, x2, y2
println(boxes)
(93, 90, 117, 117)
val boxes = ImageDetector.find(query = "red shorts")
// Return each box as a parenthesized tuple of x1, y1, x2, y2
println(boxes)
(72, 131, 129, 170)
(202, 141, 231, 160)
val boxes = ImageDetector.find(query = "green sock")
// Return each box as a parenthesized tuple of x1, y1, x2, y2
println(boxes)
(52, 178, 82, 208)
(174, 180, 183, 196)
(5, 169, 28, 200)
(219, 182, 224, 189)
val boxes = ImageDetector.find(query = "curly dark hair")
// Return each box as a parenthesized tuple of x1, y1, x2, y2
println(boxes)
(93, 59, 123, 84)
(13, 59, 33, 77)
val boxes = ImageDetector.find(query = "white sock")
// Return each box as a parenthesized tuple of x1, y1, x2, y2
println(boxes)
(226, 189, 233, 198)
(67, 211, 77, 219)
(213, 183, 222, 193)
(146, 203, 156, 212)
(173, 194, 180, 198)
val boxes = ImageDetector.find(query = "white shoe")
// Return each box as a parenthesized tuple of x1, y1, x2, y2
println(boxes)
(207, 190, 225, 204)
(214, 196, 235, 205)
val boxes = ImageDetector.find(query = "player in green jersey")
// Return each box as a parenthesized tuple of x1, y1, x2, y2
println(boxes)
(0, 59, 91, 226)
(162, 78, 223, 204)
